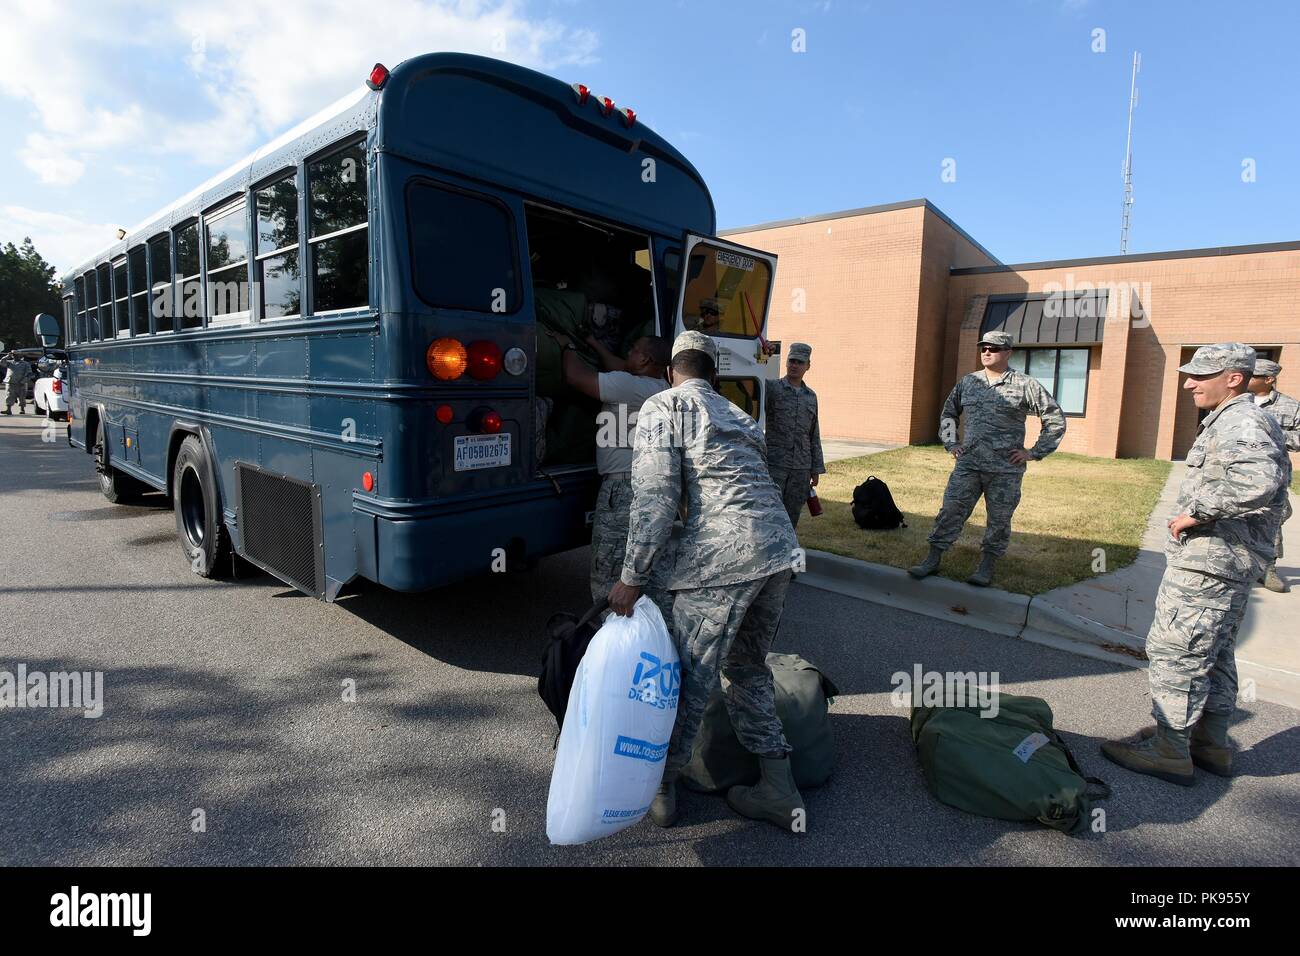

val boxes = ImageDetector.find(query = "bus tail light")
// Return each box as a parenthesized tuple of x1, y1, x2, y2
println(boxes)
(466, 340, 502, 380)
(470, 408, 502, 434)
(427, 338, 468, 380)
(435, 404, 453, 424)
(367, 63, 389, 90)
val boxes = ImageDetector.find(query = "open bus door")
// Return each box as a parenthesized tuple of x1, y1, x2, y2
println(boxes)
(671, 235, 779, 426)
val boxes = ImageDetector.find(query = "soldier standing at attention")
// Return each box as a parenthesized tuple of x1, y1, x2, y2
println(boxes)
(1247, 358, 1298, 593)
(909, 330, 1066, 587)
(1103, 344, 1289, 784)
(608, 331, 802, 833)
(765, 342, 826, 530)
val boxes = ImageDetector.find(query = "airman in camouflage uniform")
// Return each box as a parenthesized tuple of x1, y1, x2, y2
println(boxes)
(1, 354, 33, 415)
(608, 330, 804, 833)
(1248, 358, 1298, 592)
(765, 342, 826, 530)
(1103, 344, 1290, 785)
(909, 330, 1066, 587)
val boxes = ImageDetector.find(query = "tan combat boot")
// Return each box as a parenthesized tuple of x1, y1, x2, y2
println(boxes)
(908, 547, 943, 579)
(1261, 566, 1289, 593)
(967, 551, 998, 587)
(726, 756, 806, 833)
(648, 772, 679, 828)
(1138, 712, 1233, 777)
(1102, 723, 1194, 786)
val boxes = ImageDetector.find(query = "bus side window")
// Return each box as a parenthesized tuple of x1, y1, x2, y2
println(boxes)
(83, 271, 98, 341)
(175, 222, 202, 329)
(149, 234, 172, 333)
(73, 276, 85, 344)
(308, 141, 368, 314)
(96, 264, 112, 341)
(128, 246, 148, 335)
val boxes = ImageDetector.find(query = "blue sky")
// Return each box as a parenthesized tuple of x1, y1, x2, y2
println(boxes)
(2, 0, 1297, 274)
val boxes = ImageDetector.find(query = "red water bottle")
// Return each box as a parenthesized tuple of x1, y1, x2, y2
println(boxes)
(806, 485, 823, 517)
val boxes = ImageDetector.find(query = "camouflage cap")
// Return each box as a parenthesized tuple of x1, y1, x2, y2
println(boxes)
(978, 330, 1014, 349)
(1178, 342, 1257, 375)
(1253, 358, 1282, 377)
(788, 342, 812, 362)
(699, 297, 722, 314)
(671, 330, 718, 363)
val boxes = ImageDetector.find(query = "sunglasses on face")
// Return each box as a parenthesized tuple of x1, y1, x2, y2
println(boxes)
(980, 345, 1007, 353)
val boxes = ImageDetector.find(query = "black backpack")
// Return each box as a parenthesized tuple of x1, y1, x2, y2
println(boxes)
(851, 476, 907, 530)
(538, 599, 608, 732)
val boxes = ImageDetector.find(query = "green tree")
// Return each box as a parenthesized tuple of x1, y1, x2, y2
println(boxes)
(0, 237, 63, 350)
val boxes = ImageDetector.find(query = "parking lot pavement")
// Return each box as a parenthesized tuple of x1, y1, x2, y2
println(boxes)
(1, 413, 1297, 866)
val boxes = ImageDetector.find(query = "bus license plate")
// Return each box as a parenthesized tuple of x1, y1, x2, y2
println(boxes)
(454, 433, 512, 471)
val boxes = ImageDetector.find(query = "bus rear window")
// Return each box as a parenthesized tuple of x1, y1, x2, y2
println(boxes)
(407, 181, 518, 313)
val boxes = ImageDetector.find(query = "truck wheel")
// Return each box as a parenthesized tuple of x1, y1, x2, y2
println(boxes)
(94, 429, 144, 504)
(173, 435, 231, 577)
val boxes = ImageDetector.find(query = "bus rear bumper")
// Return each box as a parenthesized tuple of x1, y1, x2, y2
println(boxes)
(352, 474, 599, 592)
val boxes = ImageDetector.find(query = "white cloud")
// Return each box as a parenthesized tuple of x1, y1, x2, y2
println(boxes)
(0, 0, 600, 184)
(0, 206, 122, 275)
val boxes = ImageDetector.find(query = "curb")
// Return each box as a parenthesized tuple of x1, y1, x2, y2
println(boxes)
(800, 549, 1148, 671)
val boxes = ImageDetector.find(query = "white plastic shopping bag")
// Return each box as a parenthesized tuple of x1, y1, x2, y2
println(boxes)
(546, 596, 680, 845)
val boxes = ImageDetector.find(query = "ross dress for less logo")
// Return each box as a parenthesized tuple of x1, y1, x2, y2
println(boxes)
(628, 652, 681, 710)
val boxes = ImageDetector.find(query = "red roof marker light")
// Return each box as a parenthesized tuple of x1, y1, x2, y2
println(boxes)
(619, 106, 636, 128)
(571, 82, 590, 105)
(367, 63, 389, 91)
(600, 96, 615, 117)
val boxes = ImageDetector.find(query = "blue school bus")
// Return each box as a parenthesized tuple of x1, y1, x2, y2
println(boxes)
(59, 53, 778, 600)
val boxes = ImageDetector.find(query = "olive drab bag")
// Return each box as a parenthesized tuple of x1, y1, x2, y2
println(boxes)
(851, 476, 907, 530)
(910, 693, 1110, 836)
(680, 653, 839, 792)
(538, 600, 608, 733)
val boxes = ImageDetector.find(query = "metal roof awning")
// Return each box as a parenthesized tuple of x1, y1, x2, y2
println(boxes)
(981, 290, 1108, 346)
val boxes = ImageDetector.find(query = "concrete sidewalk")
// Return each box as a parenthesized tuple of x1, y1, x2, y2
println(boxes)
(821, 437, 900, 463)
(1023, 462, 1299, 708)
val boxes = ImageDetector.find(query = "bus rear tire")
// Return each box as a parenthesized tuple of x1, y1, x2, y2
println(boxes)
(94, 429, 144, 504)
(173, 435, 231, 578)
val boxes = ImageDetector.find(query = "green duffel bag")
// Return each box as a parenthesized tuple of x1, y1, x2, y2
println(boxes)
(681, 653, 839, 793)
(910, 693, 1110, 836)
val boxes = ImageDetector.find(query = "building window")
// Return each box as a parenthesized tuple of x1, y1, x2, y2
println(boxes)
(175, 221, 202, 329)
(255, 174, 301, 319)
(407, 180, 518, 312)
(1008, 347, 1089, 415)
(205, 198, 250, 323)
(308, 140, 368, 313)
(149, 234, 172, 333)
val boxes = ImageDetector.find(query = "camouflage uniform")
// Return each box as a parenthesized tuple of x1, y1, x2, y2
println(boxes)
(623, 360, 799, 776)
(1148, 390, 1289, 730)
(1254, 385, 1299, 572)
(2, 358, 31, 413)
(927, 365, 1066, 556)
(765, 358, 825, 531)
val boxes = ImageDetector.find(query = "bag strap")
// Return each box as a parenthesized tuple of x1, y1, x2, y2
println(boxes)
(1053, 730, 1111, 800)
(575, 597, 609, 631)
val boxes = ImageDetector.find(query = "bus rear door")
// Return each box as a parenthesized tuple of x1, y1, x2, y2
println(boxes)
(670, 235, 778, 424)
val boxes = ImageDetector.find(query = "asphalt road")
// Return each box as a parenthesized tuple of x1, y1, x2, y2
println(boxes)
(1, 413, 1296, 866)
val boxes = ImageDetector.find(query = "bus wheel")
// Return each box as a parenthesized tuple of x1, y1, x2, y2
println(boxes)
(173, 435, 231, 578)
(93, 429, 143, 504)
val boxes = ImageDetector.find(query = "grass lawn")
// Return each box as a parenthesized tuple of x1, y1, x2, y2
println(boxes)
(797, 446, 1173, 596)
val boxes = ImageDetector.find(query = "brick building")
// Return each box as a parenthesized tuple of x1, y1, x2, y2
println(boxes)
(723, 199, 1300, 461)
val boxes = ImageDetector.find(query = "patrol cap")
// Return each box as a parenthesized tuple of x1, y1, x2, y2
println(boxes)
(978, 330, 1014, 349)
(671, 330, 718, 364)
(1178, 343, 1257, 375)
(789, 342, 812, 362)
(699, 297, 722, 314)
(1253, 358, 1282, 377)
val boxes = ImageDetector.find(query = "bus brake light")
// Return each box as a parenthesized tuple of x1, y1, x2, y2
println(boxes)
(435, 404, 453, 424)
(367, 63, 389, 90)
(427, 338, 468, 380)
(466, 341, 502, 380)
(480, 410, 502, 434)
